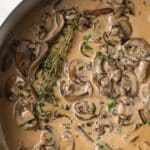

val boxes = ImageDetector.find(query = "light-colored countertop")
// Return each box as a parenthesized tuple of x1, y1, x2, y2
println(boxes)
(0, 0, 22, 26)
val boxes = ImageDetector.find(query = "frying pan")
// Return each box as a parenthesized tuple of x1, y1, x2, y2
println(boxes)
(0, 0, 43, 149)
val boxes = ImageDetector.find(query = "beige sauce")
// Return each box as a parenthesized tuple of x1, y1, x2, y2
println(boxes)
(0, 0, 150, 150)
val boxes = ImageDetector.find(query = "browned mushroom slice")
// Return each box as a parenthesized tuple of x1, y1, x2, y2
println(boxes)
(29, 43, 48, 82)
(13, 40, 48, 77)
(34, 101, 54, 120)
(138, 102, 150, 124)
(39, 127, 59, 150)
(5, 75, 25, 101)
(15, 100, 37, 130)
(78, 14, 93, 31)
(73, 100, 96, 120)
(40, 13, 64, 42)
(135, 61, 149, 83)
(104, 17, 132, 46)
(85, 8, 113, 16)
(124, 0, 135, 15)
(59, 80, 93, 101)
(60, 131, 75, 150)
(123, 38, 150, 61)
(63, 8, 79, 20)
(98, 76, 119, 99)
(69, 59, 87, 84)
(77, 120, 105, 142)
(116, 103, 135, 126)
(140, 82, 150, 103)
(120, 70, 138, 97)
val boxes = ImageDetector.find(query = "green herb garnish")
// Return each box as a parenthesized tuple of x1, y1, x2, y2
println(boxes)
(34, 25, 74, 102)
(83, 34, 92, 42)
(50, 95, 57, 105)
(78, 65, 85, 70)
(84, 44, 93, 52)
(107, 99, 117, 111)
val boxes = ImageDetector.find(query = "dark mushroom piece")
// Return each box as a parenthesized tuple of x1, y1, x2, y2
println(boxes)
(116, 102, 135, 126)
(120, 70, 138, 97)
(85, 8, 113, 16)
(73, 100, 96, 120)
(123, 38, 150, 62)
(62, 8, 79, 21)
(5, 75, 25, 101)
(138, 102, 150, 124)
(40, 13, 65, 42)
(59, 80, 93, 101)
(12, 40, 48, 78)
(103, 17, 132, 46)
(77, 14, 93, 31)
(69, 59, 87, 84)
(15, 99, 37, 130)
(60, 131, 75, 150)
(97, 76, 119, 99)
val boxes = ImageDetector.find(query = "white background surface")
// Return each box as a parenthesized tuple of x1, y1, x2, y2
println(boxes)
(0, 0, 22, 25)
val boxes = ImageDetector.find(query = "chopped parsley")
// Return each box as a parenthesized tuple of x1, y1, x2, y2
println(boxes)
(96, 51, 103, 57)
(83, 34, 92, 42)
(78, 65, 85, 70)
(107, 99, 118, 111)
(50, 95, 57, 105)
(84, 44, 93, 52)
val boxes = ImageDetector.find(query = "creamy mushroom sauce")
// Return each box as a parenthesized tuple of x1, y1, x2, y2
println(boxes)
(0, 0, 150, 150)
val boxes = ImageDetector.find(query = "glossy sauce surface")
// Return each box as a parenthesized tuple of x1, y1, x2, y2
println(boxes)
(0, 0, 150, 150)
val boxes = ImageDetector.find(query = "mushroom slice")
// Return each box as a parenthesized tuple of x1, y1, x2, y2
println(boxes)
(34, 101, 54, 120)
(15, 99, 37, 130)
(69, 59, 87, 84)
(73, 100, 96, 120)
(85, 8, 113, 16)
(138, 102, 150, 124)
(123, 38, 150, 61)
(63, 8, 79, 21)
(5, 75, 25, 101)
(140, 82, 150, 103)
(93, 141, 112, 150)
(13, 40, 48, 77)
(104, 17, 132, 46)
(121, 70, 138, 97)
(93, 52, 105, 75)
(135, 61, 149, 83)
(78, 14, 93, 31)
(98, 76, 119, 99)
(39, 127, 59, 150)
(60, 80, 93, 101)
(77, 120, 105, 142)
(116, 102, 135, 126)
(40, 13, 64, 42)
(60, 131, 75, 150)
(110, 69, 122, 82)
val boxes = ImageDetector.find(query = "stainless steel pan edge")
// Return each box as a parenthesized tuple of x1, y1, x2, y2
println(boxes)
(0, 0, 42, 149)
